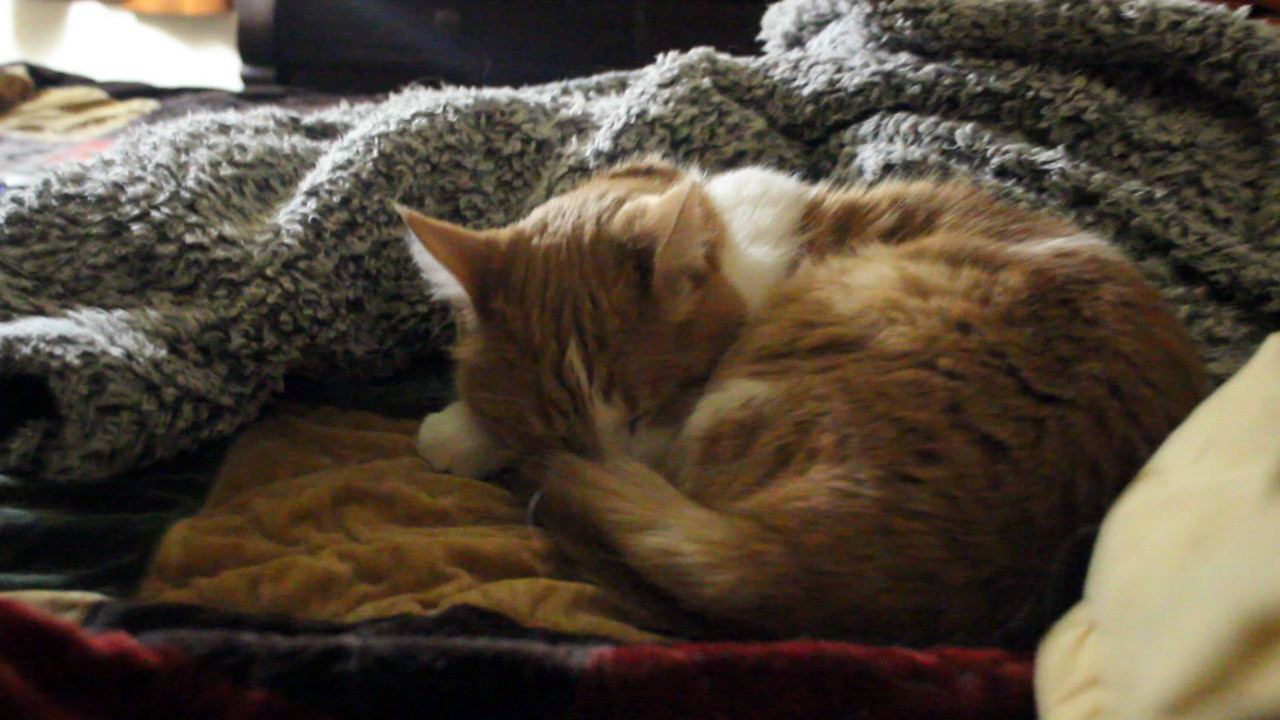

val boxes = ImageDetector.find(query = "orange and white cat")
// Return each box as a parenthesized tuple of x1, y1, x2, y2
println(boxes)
(397, 158, 1208, 644)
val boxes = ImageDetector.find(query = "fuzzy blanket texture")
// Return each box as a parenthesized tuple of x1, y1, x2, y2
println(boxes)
(1, 0, 1277, 482)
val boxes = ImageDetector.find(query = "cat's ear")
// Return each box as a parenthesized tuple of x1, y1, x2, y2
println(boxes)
(396, 203, 493, 307)
(647, 180, 716, 317)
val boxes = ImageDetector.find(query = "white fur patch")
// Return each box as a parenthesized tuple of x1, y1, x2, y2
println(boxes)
(564, 339, 592, 394)
(681, 377, 777, 442)
(417, 400, 511, 478)
(704, 168, 812, 314)
(1014, 233, 1120, 260)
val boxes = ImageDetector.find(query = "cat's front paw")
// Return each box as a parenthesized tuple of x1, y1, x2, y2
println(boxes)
(416, 401, 511, 478)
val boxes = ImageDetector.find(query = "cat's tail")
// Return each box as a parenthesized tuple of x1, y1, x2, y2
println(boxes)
(525, 452, 798, 634)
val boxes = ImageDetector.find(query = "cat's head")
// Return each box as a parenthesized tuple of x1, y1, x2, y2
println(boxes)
(399, 159, 746, 464)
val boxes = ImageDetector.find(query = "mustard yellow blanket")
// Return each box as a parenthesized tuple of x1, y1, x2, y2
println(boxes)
(137, 404, 657, 642)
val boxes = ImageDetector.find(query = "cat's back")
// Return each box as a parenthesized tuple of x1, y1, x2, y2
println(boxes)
(691, 221, 1205, 498)
(676, 185, 1209, 641)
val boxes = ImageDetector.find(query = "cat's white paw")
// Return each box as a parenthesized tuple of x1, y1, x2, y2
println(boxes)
(416, 401, 510, 478)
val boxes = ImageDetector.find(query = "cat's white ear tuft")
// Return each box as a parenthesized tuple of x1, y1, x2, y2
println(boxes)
(396, 203, 490, 306)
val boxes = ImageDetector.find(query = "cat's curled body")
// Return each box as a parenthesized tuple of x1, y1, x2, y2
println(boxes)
(398, 159, 1208, 645)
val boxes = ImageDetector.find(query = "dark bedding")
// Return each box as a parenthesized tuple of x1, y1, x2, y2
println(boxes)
(1, 597, 1035, 720)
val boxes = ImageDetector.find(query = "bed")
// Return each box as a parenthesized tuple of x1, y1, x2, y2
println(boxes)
(1, 0, 1278, 717)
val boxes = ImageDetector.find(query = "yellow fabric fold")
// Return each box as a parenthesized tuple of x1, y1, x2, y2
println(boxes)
(138, 404, 658, 642)
(1037, 334, 1280, 720)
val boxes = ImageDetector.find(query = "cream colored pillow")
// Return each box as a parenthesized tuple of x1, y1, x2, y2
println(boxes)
(1037, 333, 1280, 720)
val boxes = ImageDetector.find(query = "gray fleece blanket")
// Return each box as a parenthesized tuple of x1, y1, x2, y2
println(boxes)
(1, 0, 1277, 482)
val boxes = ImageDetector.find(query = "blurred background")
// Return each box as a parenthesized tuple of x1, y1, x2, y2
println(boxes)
(0, 1, 772, 94)
(0, 0, 771, 187)
(0, 0, 242, 90)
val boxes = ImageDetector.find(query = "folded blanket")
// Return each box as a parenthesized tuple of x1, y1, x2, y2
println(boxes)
(135, 404, 661, 642)
(0, 596, 1037, 720)
(2, 0, 1278, 483)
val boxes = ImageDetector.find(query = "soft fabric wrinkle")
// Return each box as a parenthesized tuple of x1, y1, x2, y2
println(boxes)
(138, 405, 661, 641)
